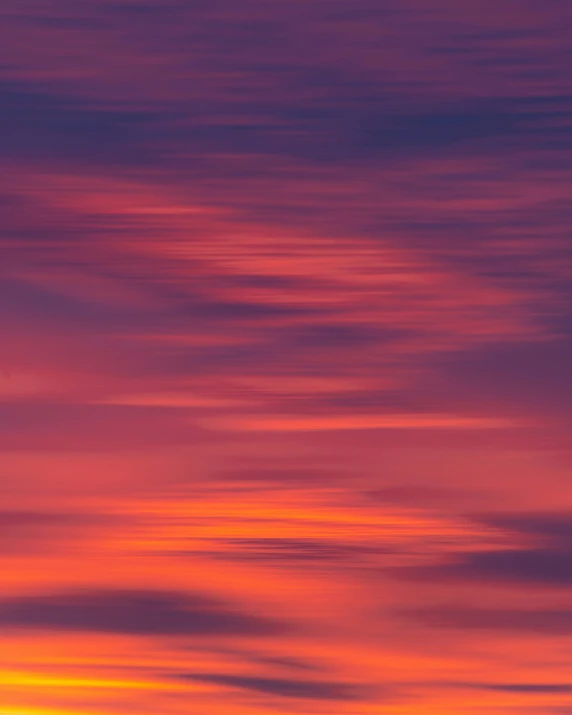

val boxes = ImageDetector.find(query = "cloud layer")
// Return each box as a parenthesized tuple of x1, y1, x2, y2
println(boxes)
(2, 1, 572, 714)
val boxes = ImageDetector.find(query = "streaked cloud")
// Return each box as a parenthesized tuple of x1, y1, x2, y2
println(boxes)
(0, 589, 284, 636)
(2, 0, 572, 713)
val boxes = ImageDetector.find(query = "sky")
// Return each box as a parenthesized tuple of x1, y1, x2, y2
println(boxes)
(1, 1, 572, 713)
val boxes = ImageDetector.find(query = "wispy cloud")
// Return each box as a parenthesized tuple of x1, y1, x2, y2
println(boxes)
(2, 0, 572, 713)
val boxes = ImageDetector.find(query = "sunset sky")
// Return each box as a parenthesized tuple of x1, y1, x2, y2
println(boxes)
(2, 1, 572, 713)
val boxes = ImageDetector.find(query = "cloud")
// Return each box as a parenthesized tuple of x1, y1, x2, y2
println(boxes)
(432, 338, 572, 418)
(0, 1, 571, 713)
(403, 605, 572, 634)
(0, 589, 284, 636)
(0, 276, 153, 330)
(216, 467, 344, 486)
(393, 510, 572, 587)
(481, 512, 572, 544)
(247, 654, 322, 673)
(0, 80, 154, 164)
(220, 537, 366, 564)
(398, 543, 572, 588)
(179, 673, 369, 701)
(429, 547, 572, 586)
(209, 413, 516, 432)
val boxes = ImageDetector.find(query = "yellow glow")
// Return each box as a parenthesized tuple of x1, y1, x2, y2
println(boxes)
(0, 671, 198, 693)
